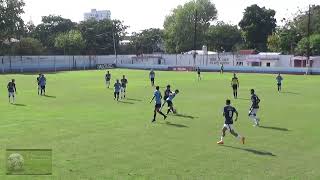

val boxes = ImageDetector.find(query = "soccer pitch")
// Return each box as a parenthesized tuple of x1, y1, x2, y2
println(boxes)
(0, 69, 319, 180)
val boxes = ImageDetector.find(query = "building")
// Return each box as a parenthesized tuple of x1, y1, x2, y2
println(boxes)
(84, 9, 111, 21)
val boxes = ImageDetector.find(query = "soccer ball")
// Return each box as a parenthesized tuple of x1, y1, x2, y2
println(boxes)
(173, 108, 177, 114)
(7, 153, 24, 171)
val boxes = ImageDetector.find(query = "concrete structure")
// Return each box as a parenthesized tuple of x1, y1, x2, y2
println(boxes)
(84, 9, 111, 21)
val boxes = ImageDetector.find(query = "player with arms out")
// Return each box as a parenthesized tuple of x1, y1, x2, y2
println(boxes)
(114, 79, 121, 101)
(217, 99, 245, 145)
(276, 73, 283, 92)
(120, 75, 128, 99)
(105, 71, 111, 88)
(249, 89, 261, 126)
(163, 89, 179, 115)
(231, 73, 239, 99)
(150, 86, 167, 122)
(149, 69, 155, 86)
(7, 79, 17, 104)
(197, 67, 201, 81)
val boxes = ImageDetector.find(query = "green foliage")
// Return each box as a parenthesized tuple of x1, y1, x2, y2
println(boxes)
(267, 33, 281, 52)
(0, 0, 25, 42)
(54, 30, 85, 55)
(130, 28, 164, 54)
(11, 37, 44, 55)
(206, 22, 243, 52)
(78, 19, 128, 55)
(33, 15, 76, 52)
(239, 4, 276, 51)
(163, 0, 217, 53)
(296, 34, 320, 56)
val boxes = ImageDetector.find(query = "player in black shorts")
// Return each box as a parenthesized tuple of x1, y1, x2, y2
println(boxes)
(231, 73, 239, 98)
(197, 67, 201, 81)
(217, 99, 245, 145)
(162, 85, 171, 106)
(37, 74, 41, 95)
(7, 79, 17, 104)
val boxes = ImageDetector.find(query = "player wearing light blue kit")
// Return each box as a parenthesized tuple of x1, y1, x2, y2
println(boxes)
(150, 86, 167, 122)
(276, 73, 283, 92)
(163, 89, 179, 115)
(114, 79, 121, 101)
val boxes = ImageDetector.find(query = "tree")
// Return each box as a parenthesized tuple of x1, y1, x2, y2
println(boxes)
(12, 37, 44, 55)
(163, 0, 217, 53)
(239, 4, 276, 51)
(33, 15, 76, 53)
(0, 0, 25, 54)
(130, 28, 164, 54)
(206, 22, 243, 52)
(267, 32, 281, 52)
(78, 19, 128, 55)
(54, 30, 85, 55)
(296, 34, 320, 56)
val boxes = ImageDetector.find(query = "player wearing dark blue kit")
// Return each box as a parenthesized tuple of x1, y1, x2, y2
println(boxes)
(217, 99, 245, 145)
(39, 74, 47, 96)
(149, 69, 155, 86)
(276, 73, 283, 92)
(249, 89, 261, 126)
(114, 79, 121, 101)
(7, 79, 17, 104)
(120, 75, 128, 99)
(197, 67, 201, 81)
(150, 86, 167, 122)
(163, 85, 171, 101)
(105, 71, 111, 88)
(36, 74, 41, 95)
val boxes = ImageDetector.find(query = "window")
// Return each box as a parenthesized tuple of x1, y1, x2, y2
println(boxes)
(266, 62, 271, 67)
(251, 62, 261, 66)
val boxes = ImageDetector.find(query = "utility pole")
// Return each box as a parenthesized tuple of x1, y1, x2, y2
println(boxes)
(193, 9, 198, 67)
(306, 5, 311, 75)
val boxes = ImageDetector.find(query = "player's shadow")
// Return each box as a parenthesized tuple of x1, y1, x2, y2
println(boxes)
(118, 101, 134, 104)
(281, 91, 300, 95)
(43, 95, 56, 98)
(12, 103, 27, 106)
(173, 113, 198, 119)
(259, 125, 289, 131)
(126, 98, 142, 102)
(165, 121, 188, 128)
(222, 145, 276, 156)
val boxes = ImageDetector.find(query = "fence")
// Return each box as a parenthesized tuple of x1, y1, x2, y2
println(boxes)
(1, 54, 320, 74)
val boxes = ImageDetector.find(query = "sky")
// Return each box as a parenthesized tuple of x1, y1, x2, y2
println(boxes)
(22, 0, 319, 33)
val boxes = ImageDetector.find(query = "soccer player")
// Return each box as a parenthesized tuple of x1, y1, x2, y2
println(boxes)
(39, 74, 47, 96)
(162, 85, 171, 106)
(120, 75, 128, 99)
(197, 67, 201, 81)
(217, 99, 245, 145)
(231, 73, 239, 99)
(36, 74, 41, 95)
(7, 79, 17, 104)
(164, 89, 179, 115)
(149, 69, 155, 86)
(249, 89, 261, 126)
(150, 86, 167, 122)
(105, 71, 111, 88)
(114, 79, 121, 101)
(276, 73, 283, 92)
(220, 64, 224, 74)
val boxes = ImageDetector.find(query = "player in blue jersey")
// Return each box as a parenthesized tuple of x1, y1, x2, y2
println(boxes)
(217, 99, 245, 145)
(149, 69, 155, 86)
(150, 86, 167, 122)
(249, 89, 261, 126)
(39, 74, 47, 96)
(163, 89, 179, 115)
(114, 79, 121, 101)
(276, 73, 283, 92)
(7, 79, 17, 104)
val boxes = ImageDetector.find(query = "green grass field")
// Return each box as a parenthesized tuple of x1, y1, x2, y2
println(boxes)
(0, 69, 319, 180)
